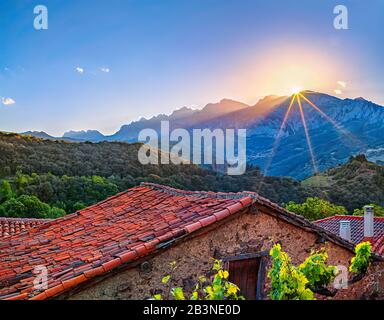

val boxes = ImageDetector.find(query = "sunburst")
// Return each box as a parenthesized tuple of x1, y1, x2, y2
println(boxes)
(261, 90, 362, 181)
(297, 94, 318, 173)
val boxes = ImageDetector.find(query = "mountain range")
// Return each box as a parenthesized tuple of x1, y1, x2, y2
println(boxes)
(22, 91, 384, 179)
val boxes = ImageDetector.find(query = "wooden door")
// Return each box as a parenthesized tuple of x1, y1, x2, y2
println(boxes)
(228, 258, 260, 300)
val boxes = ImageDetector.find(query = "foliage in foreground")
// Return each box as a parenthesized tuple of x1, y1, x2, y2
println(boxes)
(154, 242, 371, 301)
(298, 250, 338, 290)
(154, 260, 244, 300)
(349, 242, 372, 274)
(268, 244, 316, 300)
(285, 197, 347, 221)
(269, 242, 372, 300)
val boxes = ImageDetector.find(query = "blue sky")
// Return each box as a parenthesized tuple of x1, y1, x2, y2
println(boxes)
(0, 0, 383, 135)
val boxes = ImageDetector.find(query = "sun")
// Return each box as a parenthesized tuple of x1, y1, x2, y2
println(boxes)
(290, 87, 302, 95)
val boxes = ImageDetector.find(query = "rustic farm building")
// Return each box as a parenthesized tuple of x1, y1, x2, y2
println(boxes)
(0, 183, 383, 300)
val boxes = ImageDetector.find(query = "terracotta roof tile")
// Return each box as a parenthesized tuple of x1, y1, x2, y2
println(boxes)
(0, 218, 51, 238)
(0, 183, 254, 300)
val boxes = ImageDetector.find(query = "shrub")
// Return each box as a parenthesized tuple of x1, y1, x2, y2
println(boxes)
(349, 242, 372, 274)
(298, 250, 337, 289)
(268, 244, 338, 300)
(268, 244, 314, 300)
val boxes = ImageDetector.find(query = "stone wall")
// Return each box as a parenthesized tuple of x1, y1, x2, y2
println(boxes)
(67, 209, 383, 300)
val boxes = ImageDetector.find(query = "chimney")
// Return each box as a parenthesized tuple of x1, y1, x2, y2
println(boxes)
(363, 205, 374, 242)
(339, 220, 351, 241)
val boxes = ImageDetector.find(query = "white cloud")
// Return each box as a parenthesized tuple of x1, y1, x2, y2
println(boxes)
(334, 89, 342, 95)
(337, 81, 346, 88)
(1, 97, 16, 105)
(100, 67, 110, 73)
(76, 67, 84, 74)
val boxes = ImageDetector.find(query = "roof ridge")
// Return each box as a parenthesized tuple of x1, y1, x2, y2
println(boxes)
(315, 215, 384, 223)
(140, 182, 260, 201)
(0, 217, 52, 222)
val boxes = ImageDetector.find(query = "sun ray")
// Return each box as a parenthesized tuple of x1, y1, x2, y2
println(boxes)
(299, 93, 364, 147)
(261, 94, 297, 177)
(258, 89, 363, 191)
(255, 95, 298, 194)
(279, 94, 297, 136)
(299, 93, 338, 125)
(255, 94, 299, 195)
(297, 95, 318, 174)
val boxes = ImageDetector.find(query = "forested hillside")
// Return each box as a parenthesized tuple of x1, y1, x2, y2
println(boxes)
(1, 132, 383, 219)
(0, 132, 312, 218)
(302, 154, 384, 211)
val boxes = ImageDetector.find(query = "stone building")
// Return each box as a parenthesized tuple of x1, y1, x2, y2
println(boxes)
(0, 183, 383, 300)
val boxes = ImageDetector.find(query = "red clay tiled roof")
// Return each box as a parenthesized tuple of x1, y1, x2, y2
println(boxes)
(0, 218, 51, 238)
(1, 183, 368, 300)
(314, 215, 384, 255)
(0, 183, 255, 300)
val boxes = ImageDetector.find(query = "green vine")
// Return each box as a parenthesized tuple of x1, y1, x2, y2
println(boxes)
(268, 244, 314, 300)
(349, 241, 372, 274)
(154, 242, 369, 301)
(154, 259, 244, 300)
(268, 244, 338, 300)
(298, 250, 337, 290)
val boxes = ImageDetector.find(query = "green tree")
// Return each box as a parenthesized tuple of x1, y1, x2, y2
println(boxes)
(0, 198, 25, 217)
(17, 195, 51, 218)
(48, 206, 66, 218)
(0, 180, 14, 203)
(0, 195, 65, 219)
(285, 197, 347, 221)
(353, 204, 384, 217)
(73, 201, 86, 211)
